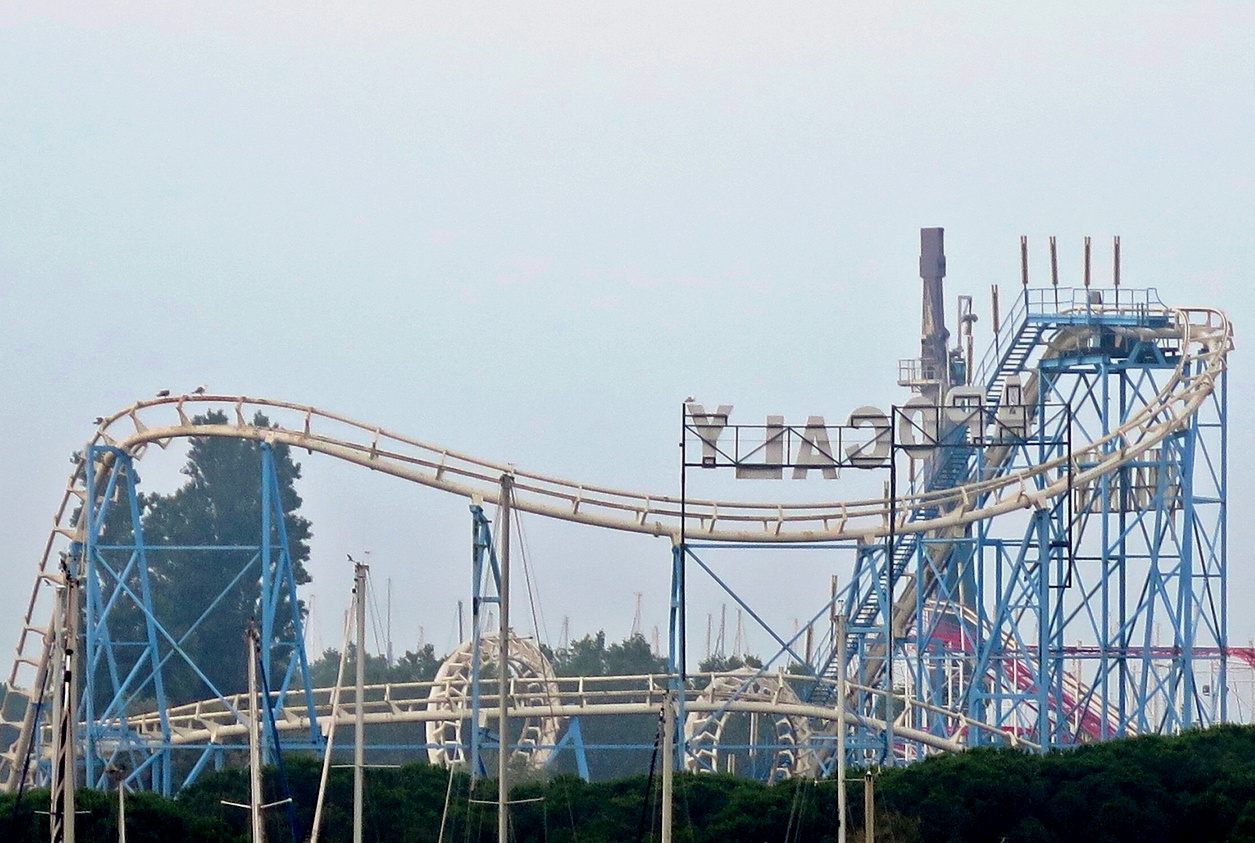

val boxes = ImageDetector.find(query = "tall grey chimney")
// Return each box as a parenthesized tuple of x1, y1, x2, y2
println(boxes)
(919, 227, 949, 398)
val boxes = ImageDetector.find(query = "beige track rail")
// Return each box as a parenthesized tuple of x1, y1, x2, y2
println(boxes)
(0, 303, 1230, 790)
(105, 672, 1036, 757)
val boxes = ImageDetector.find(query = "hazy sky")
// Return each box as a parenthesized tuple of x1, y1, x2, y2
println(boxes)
(2, 4, 1252, 665)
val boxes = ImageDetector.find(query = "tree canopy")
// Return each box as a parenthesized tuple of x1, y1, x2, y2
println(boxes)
(307, 644, 442, 688)
(549, 631, 667, 678)
(13, 726, 1255, 841)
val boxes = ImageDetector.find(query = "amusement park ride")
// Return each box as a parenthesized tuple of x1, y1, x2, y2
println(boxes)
(0, 230, 1234, 829)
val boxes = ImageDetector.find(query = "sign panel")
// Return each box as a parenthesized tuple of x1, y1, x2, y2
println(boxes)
(684, 379, 1031, 477)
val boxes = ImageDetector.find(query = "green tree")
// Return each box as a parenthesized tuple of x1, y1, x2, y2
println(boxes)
(120, 411, 313, 706)
(549, 632, 666, 678)
(545, 633, 667, 780)
(697, 653, 763, 673)
(307, 644, 442, 688)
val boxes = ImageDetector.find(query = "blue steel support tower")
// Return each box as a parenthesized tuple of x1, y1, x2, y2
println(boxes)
(75, 442, 320, 795)
(809, 236, 1227, 761)
(11, 233, 1226, 796)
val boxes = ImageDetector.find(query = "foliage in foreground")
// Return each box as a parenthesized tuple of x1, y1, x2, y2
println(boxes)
(875, 724, 1255, 843)
(8, 726, 1255, 842)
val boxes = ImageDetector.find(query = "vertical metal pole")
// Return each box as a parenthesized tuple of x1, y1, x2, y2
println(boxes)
(66, 556, 79, 843)
(49, 586, 63, 843)
(1036, 510, 1052, 747)
(1084, 235, 1092, 292)
(118, 775, 126, 843)
(993, 284, 1004, 351)
(247, 624, 265, 843)
(1219, 365, 1229, 723)
(1179, 413, 1198, 729)
(863, 772, 875, 843)
(661, 690, 674, 843)
(1049, 236, 1059, 310)
(83, 463, 99, 792)
(1112, 235, 1121, 307)
(672, 401, 688, 772)
(885, 420, 896, 765)
(836, 609, 848, 843)
(50, 557, 79, 843)
(497, 474, 514, 843)
(353, 562, 367, 843)
(470, 516, 485, 779)
(668, 545, 686, 757)
(260, 448, 274, 694)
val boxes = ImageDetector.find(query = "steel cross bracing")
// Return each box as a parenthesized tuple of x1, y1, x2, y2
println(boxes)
(30, 444, 323, 796)
(803, 287, 1229, 761)
(0, 287, 1231, 793)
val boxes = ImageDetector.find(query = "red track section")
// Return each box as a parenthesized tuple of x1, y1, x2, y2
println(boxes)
(926, 619, 1250, 741)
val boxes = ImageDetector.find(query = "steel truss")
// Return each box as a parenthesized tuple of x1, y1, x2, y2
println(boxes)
(804, 288, 1228, 762)
(66, 442, 320, 795)
(0, 279, 1230, 795)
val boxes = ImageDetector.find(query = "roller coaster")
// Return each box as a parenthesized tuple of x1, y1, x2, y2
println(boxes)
(0, 230, 1232, 805)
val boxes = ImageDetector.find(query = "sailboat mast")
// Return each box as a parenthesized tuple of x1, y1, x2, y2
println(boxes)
(497, 474, 514, 843)
(353, 560, 367, 843)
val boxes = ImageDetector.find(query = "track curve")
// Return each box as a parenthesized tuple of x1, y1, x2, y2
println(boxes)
(0, 300, 1231, 790)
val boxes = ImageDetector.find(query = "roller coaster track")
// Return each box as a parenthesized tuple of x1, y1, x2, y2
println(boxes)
(0, 294, 1231, 790)
(811, 298, 1229, 722)
(95, 672, 1037, 758)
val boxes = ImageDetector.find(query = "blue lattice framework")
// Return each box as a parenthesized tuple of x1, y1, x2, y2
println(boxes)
(68, 442, 319, 795)
(466, 502, 593, 781)
(806, 287, 1228, 762)
(27, 286, 1226, 791)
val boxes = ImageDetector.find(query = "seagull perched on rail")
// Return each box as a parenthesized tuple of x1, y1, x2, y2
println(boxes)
(156, 389, 170, 397)
(192, 385, 206, 395)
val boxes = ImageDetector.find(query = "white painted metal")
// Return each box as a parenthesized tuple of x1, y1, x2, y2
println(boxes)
(246, 625, 265, 843)
(836, 612, 848, 843)
(497, 475, 512, 843)
(684, 669, 815, 781)
(101, 672, 1034, 760)
(424, 633, 561, 770)
(353, 562, 366, 843)
(0, 302, 1230, 791)
(49, 567, 78, 843)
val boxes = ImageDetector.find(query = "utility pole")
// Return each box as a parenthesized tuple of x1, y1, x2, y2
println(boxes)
(105, 765, 127, 843)
(497, 474, 514, 843)
(353, 560, 367, 843)
(247, 624, 266, 843)
(660, 690, 674, 843)
(50, 555, 80, 843)
(864, 772, 875, 843)
(836, 606, 848, 843)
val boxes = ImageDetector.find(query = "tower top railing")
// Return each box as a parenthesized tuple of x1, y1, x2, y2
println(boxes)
(974, 287, 1172, 392)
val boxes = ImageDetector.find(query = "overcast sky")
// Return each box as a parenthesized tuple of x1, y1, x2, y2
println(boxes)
(2, 4, 1252, 666)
